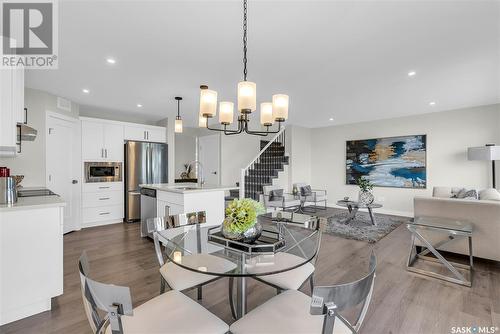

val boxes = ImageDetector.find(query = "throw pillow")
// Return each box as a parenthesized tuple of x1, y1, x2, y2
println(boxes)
(300, 185, 312, 196)
(479, 188, 500, 201)
(454, 188, 478, 200)
(269, 189, 284, 201)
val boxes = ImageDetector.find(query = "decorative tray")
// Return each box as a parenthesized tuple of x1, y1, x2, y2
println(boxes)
(207, 226, 285, 254)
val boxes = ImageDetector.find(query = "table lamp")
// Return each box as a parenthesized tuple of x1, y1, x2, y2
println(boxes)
(467, 144, 500, 188)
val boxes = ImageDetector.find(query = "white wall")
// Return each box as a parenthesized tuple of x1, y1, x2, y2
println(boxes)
(156, 117, 175, 183)
(0, 88, 80, 187)
(311, 104, 500, 217)
(174, 127, 210, 179)
(220, 134, 262, 186)
(286, 125, 312, 191)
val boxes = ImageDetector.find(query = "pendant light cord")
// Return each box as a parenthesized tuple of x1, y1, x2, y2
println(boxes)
(177, 99, 180, 117)
(243, 0, 248, 81)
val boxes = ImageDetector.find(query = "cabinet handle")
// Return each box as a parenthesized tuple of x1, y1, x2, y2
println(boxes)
(105, 149, 108, 158)
(99, 212, 110, 215)
(99, 197, 110, 200)
(165, 205, 170, 217)
(101, 148, 104, 158)
(98, 186, 110, 189)
(144, 131, 146, 140)
(147, 131, 149, 140)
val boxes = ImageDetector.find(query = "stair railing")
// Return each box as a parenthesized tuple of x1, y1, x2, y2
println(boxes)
(240, 126, 286, 199)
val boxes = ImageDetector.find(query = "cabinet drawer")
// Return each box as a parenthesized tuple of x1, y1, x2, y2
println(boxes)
(83, 190, 123, 208)
(83, 182, 123, 193)
(83, 205, 123, 224)
(156, 191, 184, 205)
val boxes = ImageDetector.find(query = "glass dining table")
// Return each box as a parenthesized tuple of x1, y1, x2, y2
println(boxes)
(152, 211, 321, 319)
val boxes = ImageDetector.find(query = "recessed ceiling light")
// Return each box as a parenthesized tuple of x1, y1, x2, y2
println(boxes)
(429, 101, 436, 106)
(106, 58, 116, 64)
(82, 88, 90, 94)
(137, 104, 143, 108)
(408, 71, 416, 77)
(329, 118, 334, 121)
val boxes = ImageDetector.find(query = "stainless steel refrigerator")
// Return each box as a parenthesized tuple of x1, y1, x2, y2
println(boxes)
(125, 141, 168, 223)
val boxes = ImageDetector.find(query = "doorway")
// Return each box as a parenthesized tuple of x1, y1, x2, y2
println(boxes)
(198, 134, 220, 185)
(46, 112, 81, 233)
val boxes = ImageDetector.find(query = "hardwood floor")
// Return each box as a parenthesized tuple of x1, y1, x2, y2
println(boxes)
(1, 220, 499, 334)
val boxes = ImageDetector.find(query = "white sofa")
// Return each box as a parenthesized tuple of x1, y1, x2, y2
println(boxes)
(414, 187, 500, 262)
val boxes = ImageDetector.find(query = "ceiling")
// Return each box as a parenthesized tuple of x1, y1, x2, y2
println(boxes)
(26, 0, 500, 128)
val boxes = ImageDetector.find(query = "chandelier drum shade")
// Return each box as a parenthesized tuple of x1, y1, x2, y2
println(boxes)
(198, 0, 289, 136)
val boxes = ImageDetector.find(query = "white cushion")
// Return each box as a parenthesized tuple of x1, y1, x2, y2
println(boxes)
(160, 254, 235, 291)
(305, 194, 327, 202)
(479, 188, 500, 201)
(258, 256, 315, 290)
(230, 290, 351, 334)
(268, 199, 301, 208)
(106, 290, 228, 334)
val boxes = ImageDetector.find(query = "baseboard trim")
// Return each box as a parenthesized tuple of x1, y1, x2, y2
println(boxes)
(81, 219, 124, 229)
(328, 203, 413, 218)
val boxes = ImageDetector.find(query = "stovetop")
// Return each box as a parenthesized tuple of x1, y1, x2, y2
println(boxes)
(17, 188, 57, 197)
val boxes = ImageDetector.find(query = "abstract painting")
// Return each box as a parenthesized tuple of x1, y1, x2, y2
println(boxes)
(346, 135, 427, 189)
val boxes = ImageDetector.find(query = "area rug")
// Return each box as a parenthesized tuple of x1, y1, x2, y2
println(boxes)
(325, 210, 408, 243)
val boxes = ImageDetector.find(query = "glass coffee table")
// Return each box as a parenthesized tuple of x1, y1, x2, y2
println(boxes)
(336, 200, 382, 226)
(406, 216, 473, 287)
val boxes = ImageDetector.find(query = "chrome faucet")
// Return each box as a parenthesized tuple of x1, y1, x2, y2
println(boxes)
(187, 160, 205, 186)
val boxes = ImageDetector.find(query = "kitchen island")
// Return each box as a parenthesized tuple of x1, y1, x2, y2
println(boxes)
(0, 194, 65, 325)
(139, 183, 238, 233)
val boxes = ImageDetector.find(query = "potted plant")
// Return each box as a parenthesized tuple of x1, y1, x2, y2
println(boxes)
(356, 176, 374, 205)
(222, 198, 265, 243)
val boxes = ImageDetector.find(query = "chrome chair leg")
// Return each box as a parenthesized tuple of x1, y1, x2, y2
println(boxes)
(160, 277, 166, 294)
(229, 277, 237, 319)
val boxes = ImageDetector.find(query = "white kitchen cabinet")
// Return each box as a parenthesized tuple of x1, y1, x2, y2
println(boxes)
(147, 127, 166, 143)
(103, 123, 124, 161)
(157, 199, 183, 217)
(124, 125, 166, 143)
(0, 65, 24, 157)
(81, 119, 124, 161)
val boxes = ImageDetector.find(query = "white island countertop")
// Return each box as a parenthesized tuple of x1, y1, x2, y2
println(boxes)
(0, 195, 66, 212)
(139, 183, 238, 194)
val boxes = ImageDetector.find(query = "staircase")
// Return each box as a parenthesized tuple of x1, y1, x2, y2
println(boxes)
(229, 128, 288, 201)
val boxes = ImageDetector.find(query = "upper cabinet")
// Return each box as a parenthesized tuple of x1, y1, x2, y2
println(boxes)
(124, 125, 166, 143)
(0, 66, 24, 157)
(81, 120, 124, 161)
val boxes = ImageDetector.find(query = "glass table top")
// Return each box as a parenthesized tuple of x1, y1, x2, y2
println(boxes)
(154, 215, 321, 277)
(336, 200, 383, 209)
(410, 216, 473, 233)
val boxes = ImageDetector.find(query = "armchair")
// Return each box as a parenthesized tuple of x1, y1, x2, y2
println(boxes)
(294, 183, 328, 212)
(262, 185, 301, 211)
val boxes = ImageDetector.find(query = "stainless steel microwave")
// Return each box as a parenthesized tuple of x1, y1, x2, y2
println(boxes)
(84, 162, 122, 183)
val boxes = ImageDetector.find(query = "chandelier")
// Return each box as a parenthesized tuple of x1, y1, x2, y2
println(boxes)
(198, 0, 289, 136)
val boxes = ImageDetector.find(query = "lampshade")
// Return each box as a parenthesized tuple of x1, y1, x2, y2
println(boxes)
(237, 81, 256, 113)
(272, 94, 289, 121)
(199, 86, 217, 118)
(219, 102, 234, 125)
(260, 102, 274, 126)
(174, 117, 183, 133)
(467, 145, 500, 161)
(198, 114, 207, 128)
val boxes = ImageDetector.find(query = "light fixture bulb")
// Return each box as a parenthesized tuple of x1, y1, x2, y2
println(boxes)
(137, 104, 143, 108)
(175, 118, 183, 133)
(199, 86, 218, 118)
(219, 102, 234, 125)
(408, 71, 416, 77)
(272, 94, 289, 121)
(260, 103, 274, 126)
(429, 101, 436, 106)
(237, 81, 256, 113)
(82, 88, 90, 94)
(106, 58, 116, 64)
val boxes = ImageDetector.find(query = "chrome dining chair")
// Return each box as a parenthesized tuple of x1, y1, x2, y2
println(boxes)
(78, 252, 229, 334)
(147, 211, 220, 299)
(230, 252, 377, 334)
